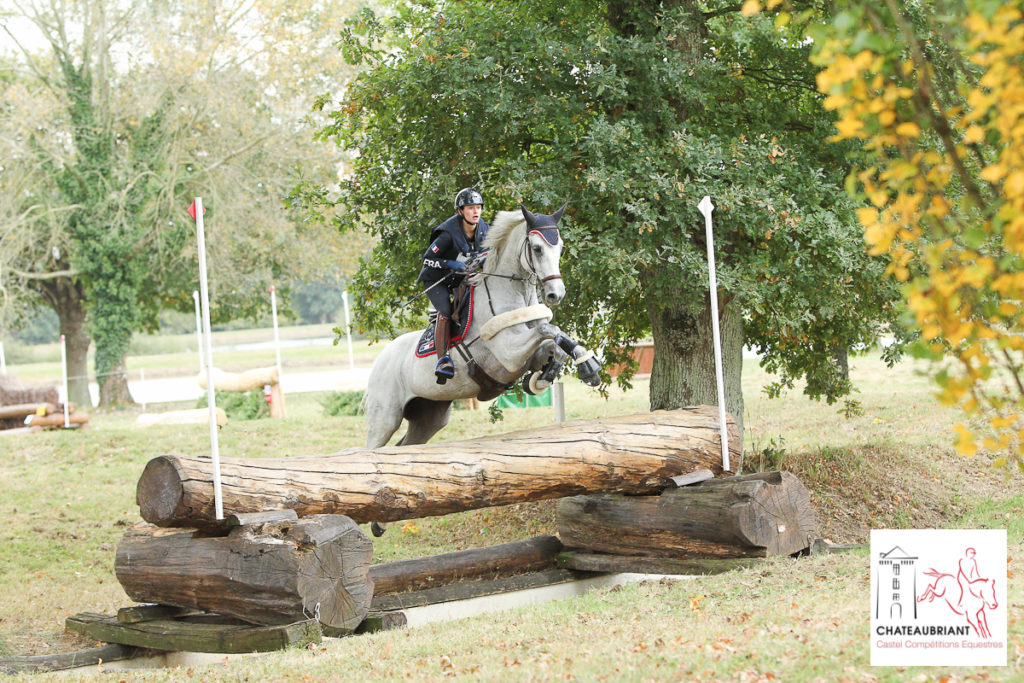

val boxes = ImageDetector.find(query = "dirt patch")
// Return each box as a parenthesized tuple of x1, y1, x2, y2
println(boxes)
(775, 443, 1015, 544)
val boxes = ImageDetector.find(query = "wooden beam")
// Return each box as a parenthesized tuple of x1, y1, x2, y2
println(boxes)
(370, 569, 598, 611)
(135, 407, 742, 528)
(558, 471, 817, 558)
(65, 612, 320, 654)
(117, 604, 193, 624)
(0, 644, 140, 675)
(370, 535, 563, 595)
(557, 550, 760, 575)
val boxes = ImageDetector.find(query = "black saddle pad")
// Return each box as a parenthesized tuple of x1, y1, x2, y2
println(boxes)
(415, 287, 474, 358)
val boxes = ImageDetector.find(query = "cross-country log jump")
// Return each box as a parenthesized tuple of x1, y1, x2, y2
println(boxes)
(135, 407, 741, 529)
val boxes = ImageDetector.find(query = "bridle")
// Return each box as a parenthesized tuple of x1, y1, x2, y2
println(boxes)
(521, 229, 563, 284)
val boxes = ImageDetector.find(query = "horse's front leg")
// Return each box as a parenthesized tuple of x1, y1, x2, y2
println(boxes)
(534, 323, 602, 387)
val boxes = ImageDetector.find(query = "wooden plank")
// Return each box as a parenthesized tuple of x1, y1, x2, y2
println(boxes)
(557, 550, 760, 575)
(117, 604, 193, 623)
(370, 569, 599, 612)
(369, 535, 563, 595)
(225, 509, 298, 527)
(668, 469, 714, 488)
(0, 644, 140, 675)
(65, 612, 321, 654)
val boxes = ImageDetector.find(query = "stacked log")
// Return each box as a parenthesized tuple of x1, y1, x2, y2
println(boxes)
(557, 471, 817, 562)
(134, 408, 741, 529)
(198, 366, 285, 418)
(114, 515, 373, 634)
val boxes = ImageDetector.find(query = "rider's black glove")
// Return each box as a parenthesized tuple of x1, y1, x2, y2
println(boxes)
(447, 260, 467, 272)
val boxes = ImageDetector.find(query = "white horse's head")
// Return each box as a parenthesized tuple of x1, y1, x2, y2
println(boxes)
(520, 202, 567, 307)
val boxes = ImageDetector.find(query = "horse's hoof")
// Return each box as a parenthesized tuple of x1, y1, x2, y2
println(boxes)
(371, 522, 388, 537)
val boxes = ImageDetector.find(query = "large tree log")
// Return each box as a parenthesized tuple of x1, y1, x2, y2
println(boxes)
(136, 407, 741, 528)
(370, 535, 564, 595)
(114, 515, 373, 633)
(557, 471, 817, 558)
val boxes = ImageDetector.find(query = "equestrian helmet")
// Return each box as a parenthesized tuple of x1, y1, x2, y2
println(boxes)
(454, 187, 484, 211)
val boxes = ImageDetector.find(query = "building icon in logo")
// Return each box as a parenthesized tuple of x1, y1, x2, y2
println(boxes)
(876, 546, 918, 620)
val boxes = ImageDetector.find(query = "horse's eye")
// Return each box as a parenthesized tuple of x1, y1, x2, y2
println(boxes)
(533, 245, 543, 255)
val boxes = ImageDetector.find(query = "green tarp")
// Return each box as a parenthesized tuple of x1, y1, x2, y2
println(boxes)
(495, 388, 551, 408)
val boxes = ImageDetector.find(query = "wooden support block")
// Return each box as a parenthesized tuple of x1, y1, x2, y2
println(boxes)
(558, 471, 817, 558)
(369, 535, 563, 595)
(65, 612, 321, 654)
(115, 515, 372, 633)
(556, 550, 760, 575)
(0, 644, 140, 675)
(27, 412, 88, 429)
(370, 569, 597, 612)
(117, 604, 193, 623)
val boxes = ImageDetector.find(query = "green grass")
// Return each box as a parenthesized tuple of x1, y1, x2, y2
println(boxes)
(1, 348, 1022, 680)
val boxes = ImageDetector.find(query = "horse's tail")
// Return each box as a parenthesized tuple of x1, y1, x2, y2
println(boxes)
(922, 568, 944, 578)
(358, 387, 369, 415)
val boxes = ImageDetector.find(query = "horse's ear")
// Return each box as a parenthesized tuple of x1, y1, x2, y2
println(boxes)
(520, 204, 537, 228)
(552, 201, 568, 224)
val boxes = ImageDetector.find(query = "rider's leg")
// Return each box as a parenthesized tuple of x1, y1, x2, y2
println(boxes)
(426, 286, 455, 382)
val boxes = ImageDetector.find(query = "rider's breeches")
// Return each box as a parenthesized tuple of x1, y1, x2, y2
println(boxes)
(425, 284, 454, 318)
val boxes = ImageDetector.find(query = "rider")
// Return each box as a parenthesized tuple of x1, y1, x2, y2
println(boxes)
(417, 187, 490, 383)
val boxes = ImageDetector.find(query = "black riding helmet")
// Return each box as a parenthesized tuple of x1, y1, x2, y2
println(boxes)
(454, 187, 484, 211)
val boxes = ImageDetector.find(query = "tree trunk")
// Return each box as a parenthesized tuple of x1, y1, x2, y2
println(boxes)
(37, 277, 92, 407)
(135, 408, 742, 528)
(647, 288, 745, 440)
(98, 353, 134, 406)
(557, 471, 817, 558)
(114, 515, 373, 633)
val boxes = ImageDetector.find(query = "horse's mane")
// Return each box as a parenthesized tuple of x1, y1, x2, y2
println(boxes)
(481, 210, 526, 273)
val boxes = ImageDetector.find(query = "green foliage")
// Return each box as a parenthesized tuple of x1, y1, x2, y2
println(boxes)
(750, 435, 788, 472)
(197, 389, 270, 421)
(307, 0, 903, 406)
(319, 390, 365, 417)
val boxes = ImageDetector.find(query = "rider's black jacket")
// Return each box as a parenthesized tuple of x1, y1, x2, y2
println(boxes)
(417, 215, 490, 288)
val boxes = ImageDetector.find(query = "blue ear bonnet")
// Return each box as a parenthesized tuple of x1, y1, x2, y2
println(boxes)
(520, 202, 568, 245)
(530, 227, 561, 245)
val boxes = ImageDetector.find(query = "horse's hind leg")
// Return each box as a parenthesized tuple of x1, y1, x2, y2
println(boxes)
(399, 398, 453, 446)
(364, 392, 405, 449)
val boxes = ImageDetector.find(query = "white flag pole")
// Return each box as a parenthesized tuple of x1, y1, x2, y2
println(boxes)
(193, 197, 224, 520)
(698, 196, 730, 472)
(343, 290, 355, 370)
(59, 334, 70, 428)
(270, 285, 284, 387)
(0, 341, 6, 375)
(193, 290, 204, 374)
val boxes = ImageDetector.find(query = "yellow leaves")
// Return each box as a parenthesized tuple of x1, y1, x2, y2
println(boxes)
(895, 121, 921, 137)
(878, 110, 896, 126)
(823, 94, 849, 111)
(954, 423, 978, 456)
(857, 207, 879, 226)
(869, 190, 889, 207)
(833, 116, 865, 139)
(980, 164, 1006, 183)
(400, 521, 421, 534)
(766, 0, 784, 8)
(740, 0, 762, 16)
(1005, 171, 1024, 198)
(689, 594, 707, 611)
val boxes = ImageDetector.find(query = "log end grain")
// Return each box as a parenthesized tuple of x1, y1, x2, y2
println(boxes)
(136, 456, 186, 527)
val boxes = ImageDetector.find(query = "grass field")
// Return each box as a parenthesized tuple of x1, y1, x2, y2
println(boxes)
(0, 342, 1021, 681)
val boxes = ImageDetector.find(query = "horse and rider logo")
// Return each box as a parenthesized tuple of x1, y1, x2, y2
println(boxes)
(918, 548, 999, 638)
(870, 529, 1006, 667)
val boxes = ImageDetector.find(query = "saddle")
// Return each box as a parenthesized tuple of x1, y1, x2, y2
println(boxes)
(415, 284, 474, 358)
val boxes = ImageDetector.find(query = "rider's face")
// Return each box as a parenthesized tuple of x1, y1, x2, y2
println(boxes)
(460, 204, 482, 230)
